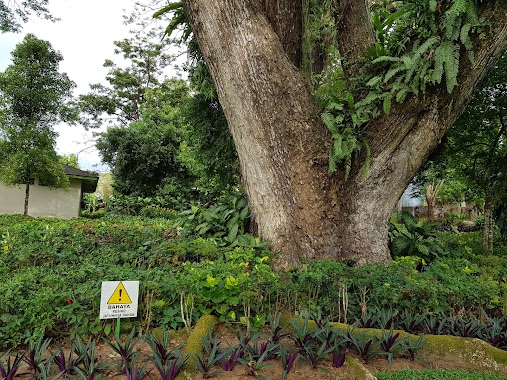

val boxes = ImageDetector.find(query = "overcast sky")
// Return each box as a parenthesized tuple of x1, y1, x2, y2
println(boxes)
(0, 0, 168, 172)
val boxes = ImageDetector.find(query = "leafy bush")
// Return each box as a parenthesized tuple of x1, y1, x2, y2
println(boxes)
(389, 212, 446, 262)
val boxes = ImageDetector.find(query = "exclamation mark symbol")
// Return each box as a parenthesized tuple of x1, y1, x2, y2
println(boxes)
(119, 289, 122, 302)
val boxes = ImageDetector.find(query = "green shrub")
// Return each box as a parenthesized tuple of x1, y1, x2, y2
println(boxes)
(2, 213, 507, 350)
(139, 206, 176, 219)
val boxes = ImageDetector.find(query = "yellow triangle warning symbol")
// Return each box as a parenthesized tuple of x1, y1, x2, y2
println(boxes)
(107, 282, 132, 304)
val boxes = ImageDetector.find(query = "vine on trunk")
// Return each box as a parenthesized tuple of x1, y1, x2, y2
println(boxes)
(156, 1, 484, 177)
(304, 0, 484, 176)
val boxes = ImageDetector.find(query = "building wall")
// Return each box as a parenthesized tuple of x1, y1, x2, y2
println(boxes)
(0, 179, 82, 219)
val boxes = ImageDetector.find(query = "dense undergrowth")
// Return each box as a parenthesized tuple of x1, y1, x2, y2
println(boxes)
(1, 213, 507, 351)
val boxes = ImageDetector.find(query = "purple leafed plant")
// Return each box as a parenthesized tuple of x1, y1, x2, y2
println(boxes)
(103, 328, 139, 369)
(0, 351, 24, 380)
(154, 355, 190, 380)
(332, 348, 346, 368)
(380, 332, 400, 352)
(219, 346, 245, 371)
(145, 330, 181, 364)
(53, 344, 85, 377)
(124, 360, 151, 380)
(281, 348, 298, 380)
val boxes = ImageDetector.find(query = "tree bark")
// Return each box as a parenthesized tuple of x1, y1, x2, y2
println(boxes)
(24, 181, 30, 216)
(483, 199, 494, 250)
(183, 0, 507, 266)
(262, 0, 302, 68)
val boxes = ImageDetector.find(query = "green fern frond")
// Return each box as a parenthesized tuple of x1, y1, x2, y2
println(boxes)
(322, 111, 336, 132)
(366, 76, 382, 88)
(450, 0, 470, 15)
(383, 93, 392, 115)
(153, 2, 183, 18)
(413, 36, 441, 62)
(384, 65, 407, 83)
(396, 88, 409, 103)
(460, 23, 472, 50)
(429, 0, 438, 12)
(402, 55, 414, 69)
(372, 56, 402, 64)
(355, 92, 383, 108)
(443, 42, 460, 93)
(463, 1, 480, 26)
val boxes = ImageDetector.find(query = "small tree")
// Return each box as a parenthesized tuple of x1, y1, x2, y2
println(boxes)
(0, 34, 78, 215)
(58, 154, 80, 169)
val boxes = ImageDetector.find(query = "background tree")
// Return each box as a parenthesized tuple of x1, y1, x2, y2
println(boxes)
(0, 33, 77, 215)
(79, 29, 173, 128)
(422, 52, 507, 250)
(84, 19, 238, 202)
(0, 0, 57, 33)
(58, 153, 80, 169)
(96, 79, 196, 198)
(182, 38, 239, 198)
(155, 0, 507, 266)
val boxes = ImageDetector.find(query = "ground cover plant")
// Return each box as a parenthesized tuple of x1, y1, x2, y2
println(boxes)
(376, 368, 506, 380)
(1, 212, 507, 356)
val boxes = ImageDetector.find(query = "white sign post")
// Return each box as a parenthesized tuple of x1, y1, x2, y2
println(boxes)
(100, 281, 139, 319)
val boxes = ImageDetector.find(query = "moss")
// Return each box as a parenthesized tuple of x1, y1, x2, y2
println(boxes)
(333, 325, 507, 376)
(151, 327, 181, 342)
(345, 356, 377, 380)
(422, 335, 507, 375)
(176, 314, 219, 380)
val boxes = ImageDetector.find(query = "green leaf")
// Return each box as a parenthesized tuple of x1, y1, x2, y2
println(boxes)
(383, 94, 392, 115)
(153, 2, 183, 18)
(429, 0, 438, 12)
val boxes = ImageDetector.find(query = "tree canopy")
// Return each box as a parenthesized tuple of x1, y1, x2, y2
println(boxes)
(420, 51, 507, 248)
(96, 79, 196, 198)
(0, 0, 57, 33)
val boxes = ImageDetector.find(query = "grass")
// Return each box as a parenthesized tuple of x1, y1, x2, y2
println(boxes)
(376, 368, 506, 380)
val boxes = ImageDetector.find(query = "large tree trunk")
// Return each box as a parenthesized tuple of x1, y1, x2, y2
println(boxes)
(183, 0, 507, 267)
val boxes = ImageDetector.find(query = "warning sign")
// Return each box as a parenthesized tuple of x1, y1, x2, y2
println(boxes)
(100, 281, 139, 319)
(107, 282, 133, 304)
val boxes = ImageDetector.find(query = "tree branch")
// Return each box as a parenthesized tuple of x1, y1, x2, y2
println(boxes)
(262, 0, 302, 68)
(334, 0, 375, 82)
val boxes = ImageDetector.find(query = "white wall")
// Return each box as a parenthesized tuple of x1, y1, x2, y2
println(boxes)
(0, 179, 82, 219)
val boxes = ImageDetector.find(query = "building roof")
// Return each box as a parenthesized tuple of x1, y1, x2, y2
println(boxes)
(61, 164, 99, 179)
(61, 164, 99, 193)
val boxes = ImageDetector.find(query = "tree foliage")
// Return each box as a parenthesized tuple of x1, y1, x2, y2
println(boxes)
(420, 51, 507, 248)
(79, 29, 174, 128)
(96, 79, 196, 198)
(58, 153, 80, 169)
(424, 51, 507, 206)
(0, 34, 76, 213)
(0, 0, 57, 33)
